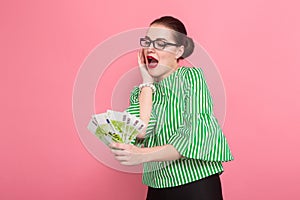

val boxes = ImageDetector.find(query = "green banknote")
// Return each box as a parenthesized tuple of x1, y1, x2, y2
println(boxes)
(87, 110, 146, 146)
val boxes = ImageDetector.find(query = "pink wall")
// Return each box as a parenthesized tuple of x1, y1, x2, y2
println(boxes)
(1, 0, 300, 199)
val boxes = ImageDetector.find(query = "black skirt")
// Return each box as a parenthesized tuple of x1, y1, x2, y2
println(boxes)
(146, 173, 223, 200)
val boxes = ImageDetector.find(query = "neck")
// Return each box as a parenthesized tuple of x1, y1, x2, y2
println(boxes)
(154, 63, 180, 82)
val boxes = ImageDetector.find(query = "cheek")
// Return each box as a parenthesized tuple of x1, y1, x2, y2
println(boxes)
(158, 52, 175, 63)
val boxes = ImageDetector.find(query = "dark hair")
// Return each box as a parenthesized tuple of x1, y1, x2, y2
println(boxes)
(150, 16, 194, 60)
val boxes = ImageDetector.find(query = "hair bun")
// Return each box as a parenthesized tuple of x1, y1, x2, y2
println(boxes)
(181, 36, 194, 59)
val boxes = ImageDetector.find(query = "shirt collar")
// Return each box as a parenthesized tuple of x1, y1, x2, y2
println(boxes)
(153, 66, 183, 88)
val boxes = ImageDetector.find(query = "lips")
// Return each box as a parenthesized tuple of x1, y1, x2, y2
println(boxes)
(147, 56, 159, 68)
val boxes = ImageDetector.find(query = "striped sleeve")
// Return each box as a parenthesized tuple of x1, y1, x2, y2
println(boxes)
(124, 86, 157, 145)
(167, 67, 234, 162)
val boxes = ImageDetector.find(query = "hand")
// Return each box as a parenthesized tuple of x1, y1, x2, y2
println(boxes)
(109, 142, 148, 166)
(138, 49, 154, 84)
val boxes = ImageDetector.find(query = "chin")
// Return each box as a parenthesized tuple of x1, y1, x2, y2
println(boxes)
(146, 68, 158, 76)
(147, 69, 157, 77)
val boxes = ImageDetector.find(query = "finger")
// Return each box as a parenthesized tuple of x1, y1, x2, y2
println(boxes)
(109, 142, 119, 149)
(111, 142, 127, 150)
(137, 52, 142, 66)
(116, 143, 131, 150)
(138, 49, 146, 66)
(120, 161, 139, 166)
(120, 161, 130, 166)
(111, 149, 122, 155)
(111, 149, 129, 156)
(141, 48, 146, 60)
(115, 155, 128, 162)
(142, 49, 147, 62)
(137, 50, 141, 61)
(143, 49, 148, 66)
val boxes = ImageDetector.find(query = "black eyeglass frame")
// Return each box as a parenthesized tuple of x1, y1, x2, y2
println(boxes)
(139, 37, 180, 50)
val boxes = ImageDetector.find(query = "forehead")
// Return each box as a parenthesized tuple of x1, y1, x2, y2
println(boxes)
(145, 24, 176, 40)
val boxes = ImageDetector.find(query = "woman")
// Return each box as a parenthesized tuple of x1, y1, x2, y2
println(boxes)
(110, 16, 234, 200)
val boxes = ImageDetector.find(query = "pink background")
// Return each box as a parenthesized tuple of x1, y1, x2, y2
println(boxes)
(1, 0, 300, 199)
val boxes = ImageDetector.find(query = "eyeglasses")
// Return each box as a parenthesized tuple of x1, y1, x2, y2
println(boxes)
(140, 37, 180, 50)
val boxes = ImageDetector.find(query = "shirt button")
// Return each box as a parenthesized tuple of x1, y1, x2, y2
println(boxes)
(160, 162, 167, 168)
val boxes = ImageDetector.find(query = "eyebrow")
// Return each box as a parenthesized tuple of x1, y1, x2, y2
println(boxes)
(145, 36, 167, 41)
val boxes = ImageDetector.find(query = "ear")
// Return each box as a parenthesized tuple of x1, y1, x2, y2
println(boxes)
(175, 45, 184, 59)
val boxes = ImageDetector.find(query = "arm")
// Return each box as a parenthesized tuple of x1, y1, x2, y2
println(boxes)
(136, 49, 154, 138)
(166, 67, 234, 161)
(144, 144, 182, 162)
(110, 143, 182, 166)
(137, 86, 152, 138)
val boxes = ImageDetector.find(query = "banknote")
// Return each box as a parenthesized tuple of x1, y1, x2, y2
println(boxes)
(87, 110, 146, 146)
(126, 114, 146, 142)
(87, 117, 111, 146)
(93, 113, 123, 143)
(106, 110, 127, 143)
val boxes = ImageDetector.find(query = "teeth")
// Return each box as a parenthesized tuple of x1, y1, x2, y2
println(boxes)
(147, 56, 157, 63)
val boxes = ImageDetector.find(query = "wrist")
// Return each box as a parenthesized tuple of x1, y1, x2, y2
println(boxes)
(141, 147, 152, 163)
(139, 82, 156, 93)
(140, 146, 161, 163)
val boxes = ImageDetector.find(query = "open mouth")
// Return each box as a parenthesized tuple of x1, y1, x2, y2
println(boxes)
(147, 56, 159, 68)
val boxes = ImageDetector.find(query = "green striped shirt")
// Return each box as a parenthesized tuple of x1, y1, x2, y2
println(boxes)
(125, 66, 234, 188)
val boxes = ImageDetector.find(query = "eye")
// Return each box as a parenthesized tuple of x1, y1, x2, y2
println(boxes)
(140, 38, 151, 47)
(155, 40, 166, 48)
(145, 40, 150, 44)
(143, 40, 150, 45)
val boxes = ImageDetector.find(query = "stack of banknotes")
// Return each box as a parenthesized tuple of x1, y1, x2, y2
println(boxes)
(87, 110, 146, 146)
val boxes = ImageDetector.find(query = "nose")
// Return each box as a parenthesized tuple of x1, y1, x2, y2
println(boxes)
(146, 49, 155, 57)
(146, 43, 156, 53)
